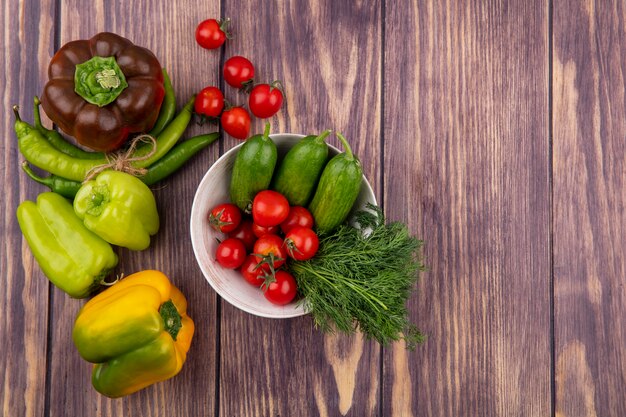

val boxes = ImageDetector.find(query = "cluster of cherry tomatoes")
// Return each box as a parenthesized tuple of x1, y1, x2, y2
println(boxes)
(209, 190, 319, 305)
(194, 18, 284, 139)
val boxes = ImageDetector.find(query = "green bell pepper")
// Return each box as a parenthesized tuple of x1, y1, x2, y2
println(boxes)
(16, 192, 118, 298)
(73, 170, 159, 251)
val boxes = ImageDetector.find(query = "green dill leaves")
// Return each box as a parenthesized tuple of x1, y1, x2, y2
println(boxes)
(290, 204, 426, 350)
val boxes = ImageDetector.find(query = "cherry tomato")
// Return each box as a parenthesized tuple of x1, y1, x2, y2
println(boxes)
(280, 206, 314, 234)
(239, 255, 266, 287)
(253, 234, 286, 271)
(248, 82, 284, 118)
(263, 270, 297, 305)
(208, 203, 241, 233)
(223, 56, 255, 89)
(284, 227, 319, 261)
(195, 18, 230, 50)
(221, 106, 251, 139)
(216, 238, 247, 269)
(227, 219, 256, 251)
(195, 86, 224, 118)
(252, 222, 280, 238)
(252, 190, 290, 227)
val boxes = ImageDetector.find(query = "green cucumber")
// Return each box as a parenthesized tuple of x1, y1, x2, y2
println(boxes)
(308, 133, 362, 233)
(271, 130, 331, 206)
(229, 123, 277, 212)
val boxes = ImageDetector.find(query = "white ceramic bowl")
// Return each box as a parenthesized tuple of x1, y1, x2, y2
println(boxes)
(190, 133, 377, 318)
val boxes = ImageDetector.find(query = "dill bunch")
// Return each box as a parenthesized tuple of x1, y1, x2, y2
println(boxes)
(290, 204, 426, 350)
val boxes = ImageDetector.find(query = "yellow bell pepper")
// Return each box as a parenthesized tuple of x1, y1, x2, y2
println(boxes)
(72, 270, 194, 398)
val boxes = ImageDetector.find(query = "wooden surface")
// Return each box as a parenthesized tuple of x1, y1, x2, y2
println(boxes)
(1, 1, 624, 416)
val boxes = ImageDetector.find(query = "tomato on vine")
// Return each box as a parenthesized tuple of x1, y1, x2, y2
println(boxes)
(251, 222, 280, 238)
(239, 255, 266, 287)
(280, 206, 314, 234)
(195, 86, 225, 119)
(215, 237, 247, 269)
(221, 106, 251, 139)
(195, 18, 231, 50)
(224, 56, 255, 89)
(208, 203, 241, 233)
(227, 219, 256, 251)
(284, 227, 319, 261)
(252, 190, 290, 227)
(263, 270, 297, 305)
(248, 81, 284, 118)
(253, 234, 286, 271)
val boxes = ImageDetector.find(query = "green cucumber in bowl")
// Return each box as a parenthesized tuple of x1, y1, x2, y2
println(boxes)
(308, 133, 362, 234)
(271, 130, 331, 206)
(229, 123, 277, 213)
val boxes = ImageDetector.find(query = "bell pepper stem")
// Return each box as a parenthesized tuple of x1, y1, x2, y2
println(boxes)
(159, 300, 182, 340)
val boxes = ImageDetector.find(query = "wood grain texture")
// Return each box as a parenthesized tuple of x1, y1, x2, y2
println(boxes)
(43, 1, 221, 416)
(1, 1, 56, 416)
(218, 2, 382, 416)
(553, 1, 626, 416)
(3, 0, 626, 416)
(383, 1, 552, 416)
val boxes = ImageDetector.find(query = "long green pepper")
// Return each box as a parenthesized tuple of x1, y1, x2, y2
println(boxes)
(131, 95, 196, 169)
(22, 133, 219, 198)
(33, 96, 104, 160)
(147, 69, 176, 137)
(14, 106, 108, 182)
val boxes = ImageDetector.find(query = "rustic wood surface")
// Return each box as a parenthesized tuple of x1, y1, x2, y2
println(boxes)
(0, 1, 624, 416)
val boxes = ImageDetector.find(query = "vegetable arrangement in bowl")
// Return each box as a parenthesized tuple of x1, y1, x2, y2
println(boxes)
(191, 124, 426, 349)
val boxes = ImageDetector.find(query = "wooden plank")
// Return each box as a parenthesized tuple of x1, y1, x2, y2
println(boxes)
(0, 1, 56, 416)
(43, 2, 221, 416)
(553, 1, 626, 416)
(383, 1, 552, 416)
(218, 1, 383, 416)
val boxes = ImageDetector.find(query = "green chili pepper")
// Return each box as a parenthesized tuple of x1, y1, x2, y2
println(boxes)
(21, 162, 82, 199)
(148, 69, 176, 138)
(22, 133, 220, 198)
(139, 132, 219, 185)
(14, 106, 108, 182)
(132, 95, 196, 169)
(33, 97, 105, 160)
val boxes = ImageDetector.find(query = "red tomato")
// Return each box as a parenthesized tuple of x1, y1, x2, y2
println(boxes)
(223, 56, 255, 89)
(284, 227, 319, 261)
(221, 106, 251, 139)
(209, 203, 241, 233)
(215, 238, 246, 269)
(280, 206, 314, 234)
(251, 222, 280, 238)
(248, 82, 284, 118)
(263, 270, 297, 305)
(227, 219, 256, 251)
(239, 255, 266, 287)
(253, 234, 286, 271)
(252, 190, 290, 227)
(195, 86, 224, 118)
(195, 18, 230, 50)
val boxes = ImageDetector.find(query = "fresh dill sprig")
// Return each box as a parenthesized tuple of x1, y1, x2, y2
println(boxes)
(290, 204, 426, 350)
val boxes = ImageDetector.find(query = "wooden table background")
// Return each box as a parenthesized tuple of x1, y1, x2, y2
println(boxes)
(1, 1, 625, 416)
